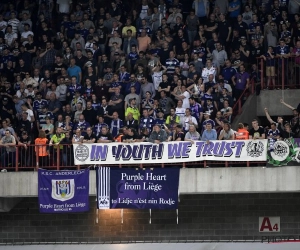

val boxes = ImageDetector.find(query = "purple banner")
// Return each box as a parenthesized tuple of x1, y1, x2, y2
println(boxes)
(38, 169, 89, 213)
(96, 168, 180, 209)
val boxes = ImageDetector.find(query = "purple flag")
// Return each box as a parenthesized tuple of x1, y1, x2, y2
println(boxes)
(38, 169, 89, 213)
(96, 167, 180, 209)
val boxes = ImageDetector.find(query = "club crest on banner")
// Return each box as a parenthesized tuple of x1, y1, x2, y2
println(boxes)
(51, 179, 75, 201)
(246, 141, 264, 157)
(75, 144, 89, 162)
(267, 138, 299, 166)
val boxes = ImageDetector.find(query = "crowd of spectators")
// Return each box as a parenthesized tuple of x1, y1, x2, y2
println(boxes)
(0, 0, 300, 167)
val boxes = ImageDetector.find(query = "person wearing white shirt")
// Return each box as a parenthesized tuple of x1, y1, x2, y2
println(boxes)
(20, 24, 34, 46)
(56, 0, 72, 14)
(21, 103, 35, 123)
(201, 59, 217, 83)
(0, 14, 7, 33)
(175, 99, 186, 127)
(4, 25, 17, 47)
(7, 12, 20, 34)
(183, 108, 198, 131)
(172, 85, 190, 109)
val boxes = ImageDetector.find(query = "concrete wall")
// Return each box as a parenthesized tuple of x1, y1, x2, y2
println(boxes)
(256, 90, 300, 116)
(232, 95, 258, 130)
(1, 194, 300, 243)
(2, 167, 300, 198)
(232, 89, 300, 129)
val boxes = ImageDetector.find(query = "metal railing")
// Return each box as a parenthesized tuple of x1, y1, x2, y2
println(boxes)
(257, 55, 300, 90)
(0, 144, 267, 171)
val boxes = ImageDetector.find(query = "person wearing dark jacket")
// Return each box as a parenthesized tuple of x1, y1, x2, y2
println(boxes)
(148, 124, 168, 143)
(60, 131, 73, 166)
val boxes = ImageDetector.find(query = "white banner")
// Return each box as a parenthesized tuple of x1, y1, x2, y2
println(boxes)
(73, 140, 268, 165)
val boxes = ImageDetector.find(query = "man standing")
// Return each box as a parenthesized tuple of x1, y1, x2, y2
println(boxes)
(110, 112, 123, 137)
(249, 119, 266, 139)
(231, 65, 250, 101)
(0, 129, 16, 167)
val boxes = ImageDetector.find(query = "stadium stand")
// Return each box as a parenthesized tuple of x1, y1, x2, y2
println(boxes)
(0, 0, 299, 170)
